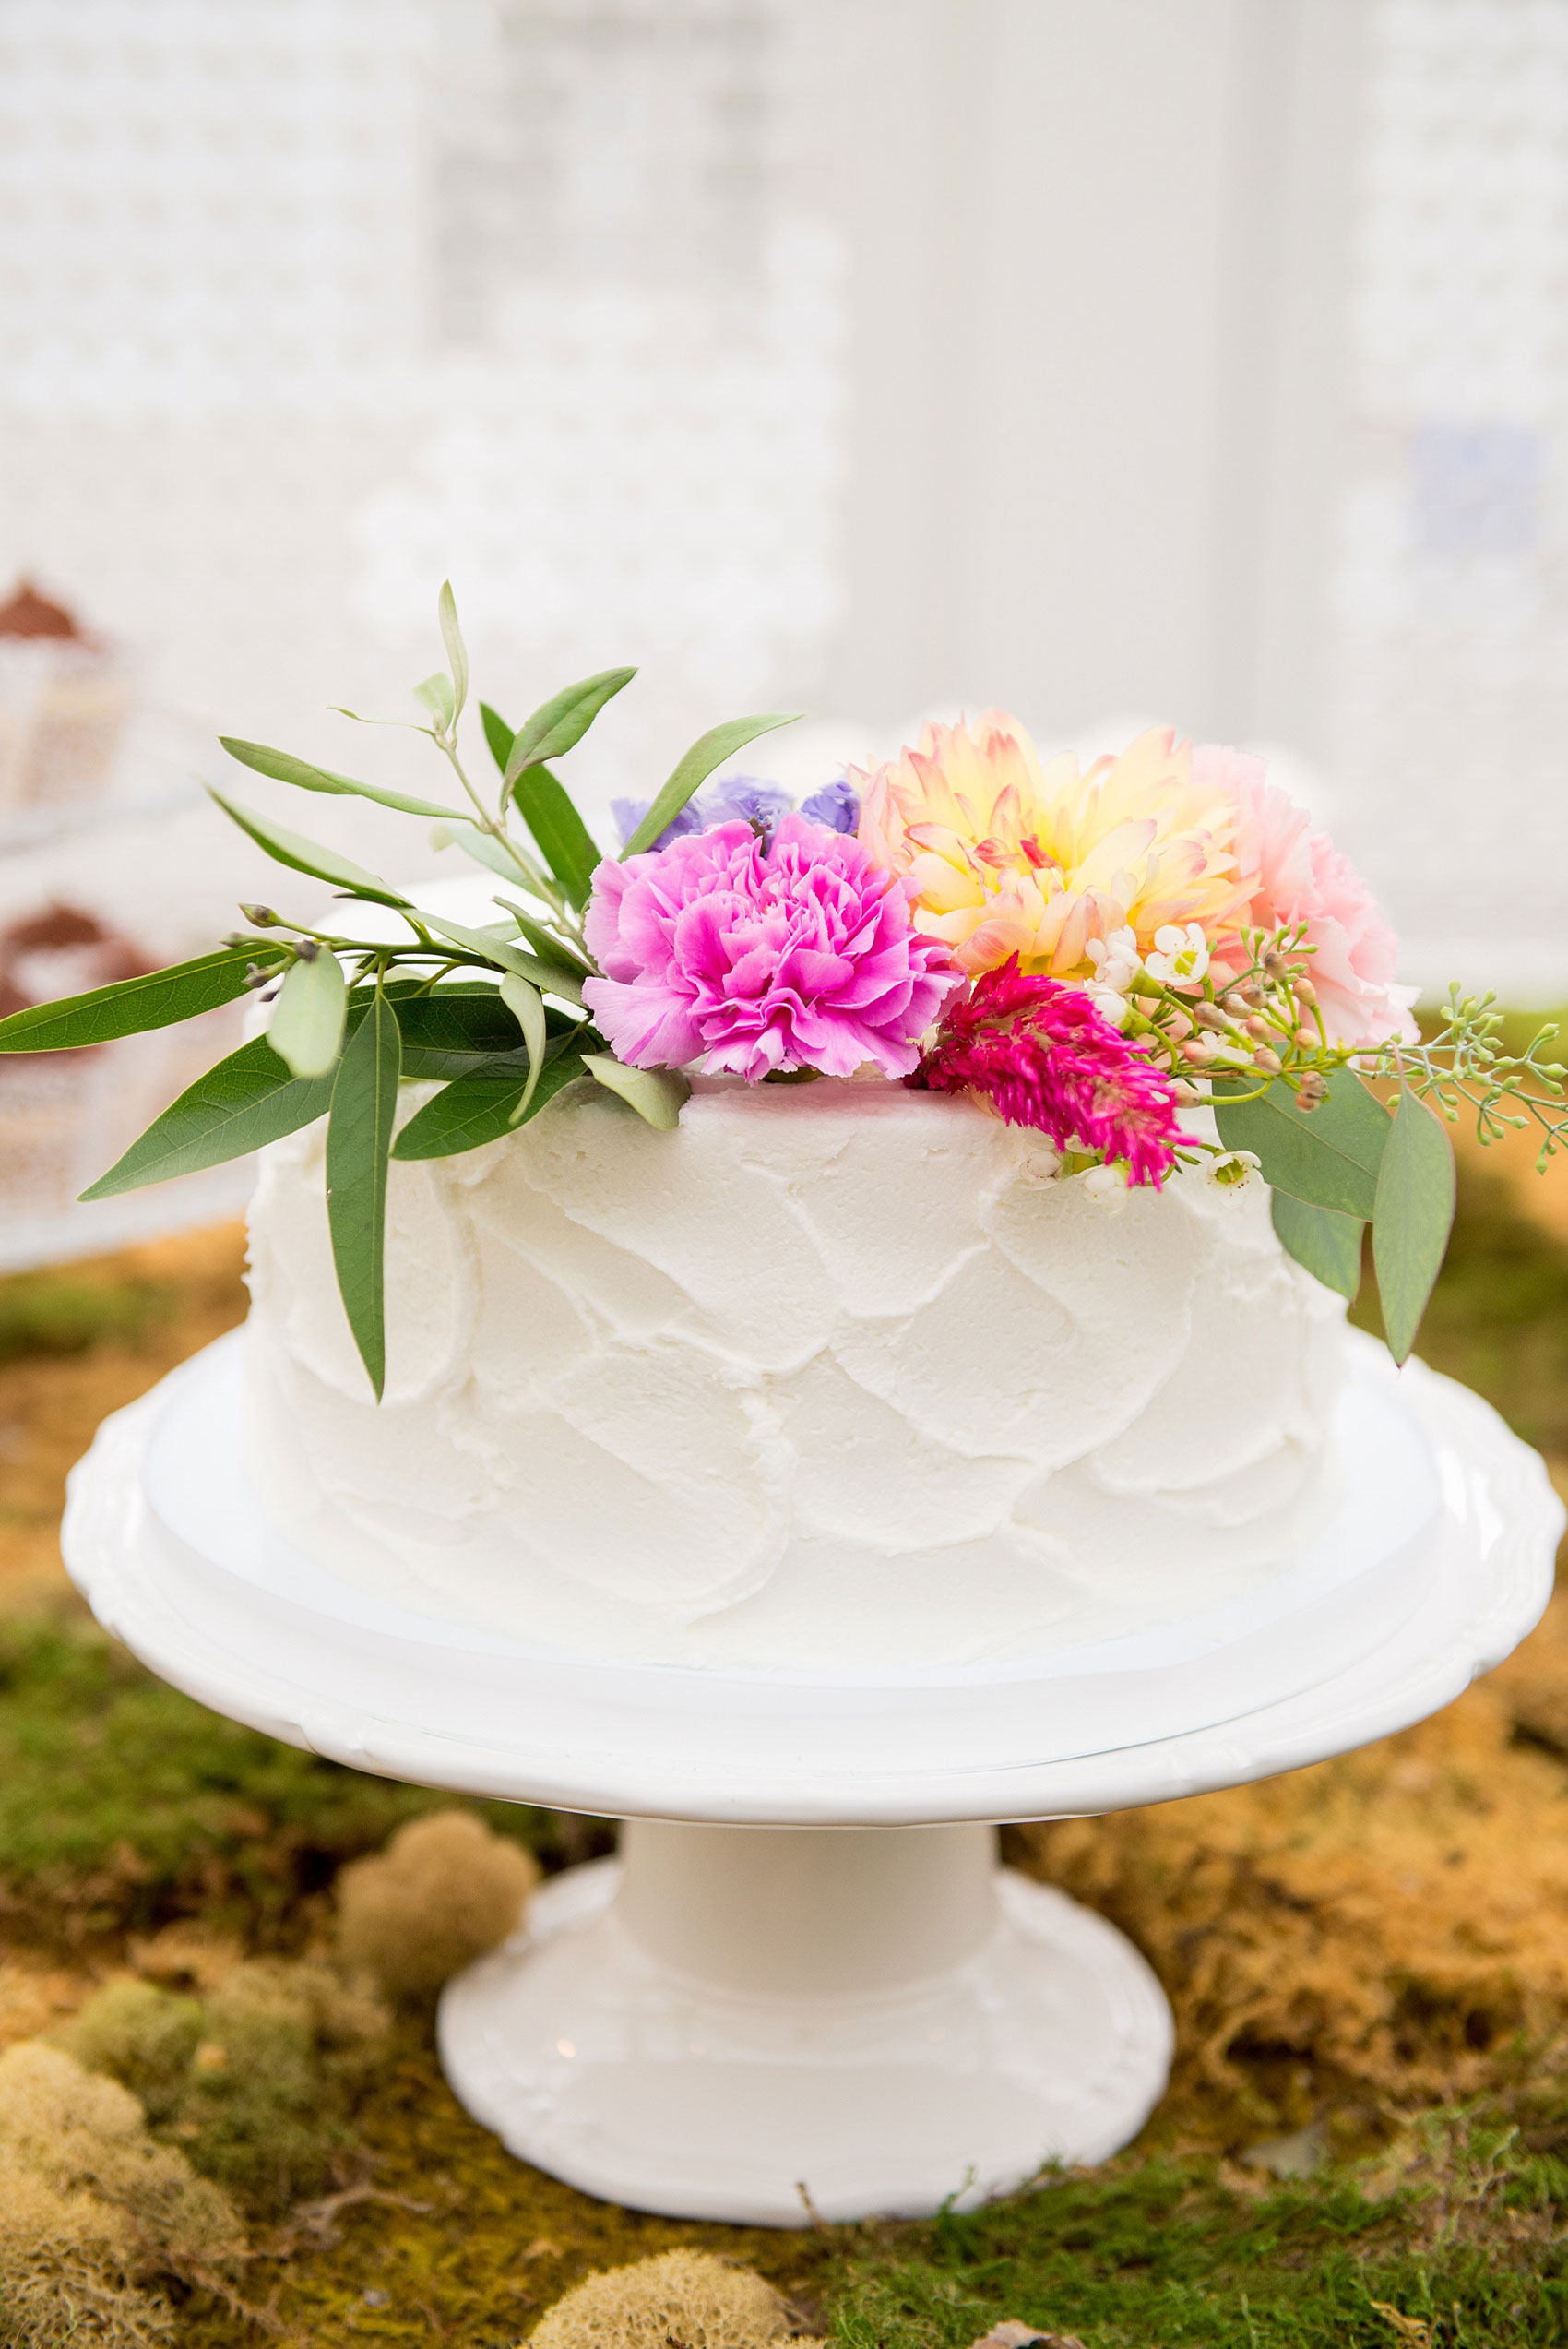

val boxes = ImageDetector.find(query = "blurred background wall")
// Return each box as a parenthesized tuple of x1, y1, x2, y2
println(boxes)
(2, 0, 1566, 997)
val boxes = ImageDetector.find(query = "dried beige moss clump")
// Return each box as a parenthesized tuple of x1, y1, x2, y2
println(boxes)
(1016, 1584, 1568, 2142)
(0, 2168, 161, 2348)
(336, 1809, 540, 2000)
(530, 2250, 820, 2349)
(0, 2041, 244, 2348)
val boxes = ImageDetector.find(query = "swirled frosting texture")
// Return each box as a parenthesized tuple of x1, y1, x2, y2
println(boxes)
(242, 1079, 1346, 1666)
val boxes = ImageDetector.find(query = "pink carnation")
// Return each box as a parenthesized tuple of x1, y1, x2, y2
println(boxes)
(912, 960, 1185, 1187)
(1194, 746, 1417, 1049)
(582, 815, 962, 1081)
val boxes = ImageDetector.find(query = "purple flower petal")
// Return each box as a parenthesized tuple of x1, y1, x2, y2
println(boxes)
(800, 776, 861, 834)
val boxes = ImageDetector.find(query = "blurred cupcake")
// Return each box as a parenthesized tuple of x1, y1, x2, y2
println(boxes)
(0, 582, 133, 812)
(0, 904, 154, 1222)
(0, 903, 150, 1026)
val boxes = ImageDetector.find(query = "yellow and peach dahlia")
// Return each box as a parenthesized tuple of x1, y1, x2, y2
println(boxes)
(853, 713, 1257, 978)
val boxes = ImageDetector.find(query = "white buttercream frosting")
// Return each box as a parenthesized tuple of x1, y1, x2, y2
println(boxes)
(242, 1077, 1347, 1667)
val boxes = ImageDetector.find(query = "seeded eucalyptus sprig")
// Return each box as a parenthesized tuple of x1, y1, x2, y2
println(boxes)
(1111, 928, 1567, 1362)
(0, 584, 798, 1397)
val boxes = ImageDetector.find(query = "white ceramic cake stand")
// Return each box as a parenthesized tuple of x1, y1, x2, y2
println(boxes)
(62, 1330, 1562, 2226)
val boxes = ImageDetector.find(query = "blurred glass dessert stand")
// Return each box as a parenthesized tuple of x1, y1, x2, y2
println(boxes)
(0, 709, 252, 1271)
(62, 1325, 1562, 2225)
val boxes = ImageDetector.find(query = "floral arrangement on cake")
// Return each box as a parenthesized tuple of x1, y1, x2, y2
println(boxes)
(1, 587, 1562, 1397)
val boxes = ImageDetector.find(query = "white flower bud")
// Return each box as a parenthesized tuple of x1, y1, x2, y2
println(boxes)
(1081, 1164, 1126, 1209)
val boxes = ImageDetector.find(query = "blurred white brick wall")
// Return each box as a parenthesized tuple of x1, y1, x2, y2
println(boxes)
(2, 0, 1566, 996)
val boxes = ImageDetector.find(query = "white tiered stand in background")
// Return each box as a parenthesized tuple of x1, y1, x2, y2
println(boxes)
(0, 709, 263, 1273)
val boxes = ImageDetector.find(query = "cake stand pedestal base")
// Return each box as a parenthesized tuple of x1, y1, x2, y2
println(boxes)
(437, 1820, 1172, 2225)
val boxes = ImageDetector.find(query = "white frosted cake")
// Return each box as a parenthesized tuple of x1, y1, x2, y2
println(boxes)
(243, 1076, 1346, 1669)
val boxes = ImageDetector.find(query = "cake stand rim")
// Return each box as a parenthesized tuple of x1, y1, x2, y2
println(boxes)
(60, 1339, 1562, 1825)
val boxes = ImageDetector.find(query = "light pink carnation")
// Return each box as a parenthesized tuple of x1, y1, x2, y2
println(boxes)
(582, 815, 962, 1080)
(1194, 746, 1418, 1048)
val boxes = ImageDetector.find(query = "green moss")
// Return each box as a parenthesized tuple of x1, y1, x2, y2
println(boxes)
(172, 2030, 842, 2347)
(50, 1967, 385, 2218)
(53, 1979, 204, 2123)
(0, 1270, 175, 1363)
(150, 2050, 1568, 2349)
(0, 1615, 610, 1949)
(825, 2140, 1568, 2347)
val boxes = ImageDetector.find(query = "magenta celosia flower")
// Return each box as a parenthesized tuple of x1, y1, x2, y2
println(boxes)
(582, 815, 963, 1081)
(912, 959, 1185, 1186)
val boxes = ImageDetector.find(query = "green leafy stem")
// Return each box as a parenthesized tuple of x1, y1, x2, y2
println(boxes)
(1116, 938, 1562, 1364)
(0, 584, 797, 1396)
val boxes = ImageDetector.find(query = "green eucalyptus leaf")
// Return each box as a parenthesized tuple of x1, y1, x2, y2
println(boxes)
(392, 1050, 587, 1162)
(489, 895, 591, 976)
(501, 668, 636, 787)
(1270, 1190, 1364, 1303)
(499, 972, 547, 1121)
(1372, 1083, 1456, 1365)
(437, 580, 469, 724)
(219, 738, 454, 820)
(512, 766, 603, 910)
(391, 1067, 527, 1161)
(208, 790, 410, 909)
(326, 981, 401, 1401)
(267, 948, 347, 1079)
(386, 989, 520, 1055)
(431, 819, 534, 888)
(623, 713, 800, 857)
(420, 913, 585, 1004)
(0, 947, 284, 1055)
(79, 1037, 334, 1199)
(581, 1054, 689, 1130)
(345, 978, 543, 1079)
(413, 672, 456, 731)
(398, 1045, 532, 1082)
(1211, 1067, 1389, 1219)
(480, 701, 515, 776)
(378, 984, 577, 1063)
(328, 705, 433, 738)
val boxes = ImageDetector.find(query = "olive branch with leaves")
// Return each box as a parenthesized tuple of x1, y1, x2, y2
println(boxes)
(0, 586, 795, 1396)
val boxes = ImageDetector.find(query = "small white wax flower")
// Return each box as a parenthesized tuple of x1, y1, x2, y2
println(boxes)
(1144, 922, 1210, 988)
(1086, 983, 1132, 1031)
(1080, 1163, 1126, 1208)
(1209, 1149, 1262, 1188)
(1086, 926, 1141, 994)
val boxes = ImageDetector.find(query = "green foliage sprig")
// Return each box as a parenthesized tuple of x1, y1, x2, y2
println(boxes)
(1115, 932, 1565, 1361)
(0, 585, 797, 1397)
